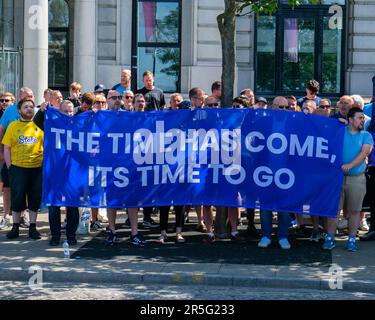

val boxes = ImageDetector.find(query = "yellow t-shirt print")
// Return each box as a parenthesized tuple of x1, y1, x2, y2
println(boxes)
(2, 120, 44, 168)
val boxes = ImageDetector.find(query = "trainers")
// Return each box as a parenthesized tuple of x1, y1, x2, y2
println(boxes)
(0, 217, 11, 230)
(345, 236, 358, 252)
(6, 225, 20, 239)
(130, 233, 146, 247)
(157, 234, 168, 244)
(67, 238, 78, 246)
(105, 231, 117, 246)
(29, 227, 41, 240)
(142, 218, 159, 229)
(322, 234, 336, 250)
(310, 230, 322, 243)
(202, 235, 216, 244)
(258, 236, 272, 248)
(196, 224, 208, 233)
(359, 218, 370, 232)
(176, 234, 186, 243)
(360, 230, 375, 241)
(338, 218, 348, 230)
(230, 232, 246, 243)
(91, 220, 104, 231)
(19, 216, 30, 228)
(279, 238, 291, 250)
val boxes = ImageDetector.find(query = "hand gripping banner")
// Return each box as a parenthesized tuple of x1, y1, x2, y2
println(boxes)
(43, 108, 345, 217)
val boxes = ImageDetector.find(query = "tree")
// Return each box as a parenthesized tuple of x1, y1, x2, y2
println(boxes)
(217, 0, 300, 108)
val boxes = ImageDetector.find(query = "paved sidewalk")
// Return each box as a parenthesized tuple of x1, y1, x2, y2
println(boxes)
(0, 208, 374, 295)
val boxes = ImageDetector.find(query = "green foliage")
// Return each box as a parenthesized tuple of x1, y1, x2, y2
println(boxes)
(235, 0, 301, 15)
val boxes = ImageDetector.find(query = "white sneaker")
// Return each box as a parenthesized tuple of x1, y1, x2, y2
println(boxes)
(338, 218, 348, 230)
(0, 218, 11, 230)
(98, 208, 108, 223)
(359, 219, 370, 232)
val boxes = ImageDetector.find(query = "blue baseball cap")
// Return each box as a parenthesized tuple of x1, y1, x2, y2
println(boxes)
(178, 100, 193, 109)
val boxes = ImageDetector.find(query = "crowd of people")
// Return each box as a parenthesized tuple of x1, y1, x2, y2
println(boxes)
(0, 70, 374, 254)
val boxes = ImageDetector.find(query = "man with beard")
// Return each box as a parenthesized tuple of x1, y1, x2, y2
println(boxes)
(3, 98, 44, 240)
(323, 107, 373, 252)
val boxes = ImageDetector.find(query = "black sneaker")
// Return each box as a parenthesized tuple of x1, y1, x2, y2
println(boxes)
(49, 238, 60, 246)
(29, 227, 41, 240)
(230, 233, 247, 243)
(6, 225, 20, 239)
(105, 231, 117, 246)
(142, 218, 159, 229)
(130, 233, 146, 247)
(67, 238, 78, 246)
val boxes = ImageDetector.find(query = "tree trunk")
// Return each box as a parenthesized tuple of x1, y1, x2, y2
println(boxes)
(217, 0, 237, 108)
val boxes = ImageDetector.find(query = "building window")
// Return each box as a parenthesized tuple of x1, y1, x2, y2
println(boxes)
(255, 1, 346, 96)
(0, 0, 14, 48)
(135, 0, 181, 93)
(0, 0, 21, 95)
(48, 0, 70, 90)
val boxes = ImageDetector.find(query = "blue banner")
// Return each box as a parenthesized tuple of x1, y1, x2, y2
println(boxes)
(43, 108, 345, 217)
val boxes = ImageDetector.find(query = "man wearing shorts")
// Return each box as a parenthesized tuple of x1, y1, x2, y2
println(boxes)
(323, 107, 373, 252)
(2, 98, 44, 240)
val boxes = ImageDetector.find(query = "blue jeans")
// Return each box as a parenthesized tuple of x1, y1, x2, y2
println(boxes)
(260, 210, 290, 240)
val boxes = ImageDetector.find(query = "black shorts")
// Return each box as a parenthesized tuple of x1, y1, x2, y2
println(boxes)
(9, 165, 42, 212)
(1, 164, 10, 188)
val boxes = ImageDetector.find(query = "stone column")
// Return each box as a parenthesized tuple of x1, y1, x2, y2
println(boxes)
(23, 0, 49, 105)
(73, 0, 96, 92)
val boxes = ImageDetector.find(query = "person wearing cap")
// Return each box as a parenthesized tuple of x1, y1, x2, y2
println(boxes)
(254, 97, 268, 109)
(94, 84, 105, 95)
(177, 100, 193, 110)
(112, 69, 131, 95)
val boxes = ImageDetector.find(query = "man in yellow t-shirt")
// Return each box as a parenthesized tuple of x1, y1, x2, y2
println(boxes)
(2, 98, 44, 240)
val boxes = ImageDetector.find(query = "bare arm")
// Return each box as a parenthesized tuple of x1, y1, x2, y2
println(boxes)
(342, 144, 373, 173)
(4, 146, 11, 168)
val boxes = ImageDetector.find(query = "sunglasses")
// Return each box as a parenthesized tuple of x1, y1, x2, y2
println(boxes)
(0, 99, 11, 103)
(206, 103, 219, 107)
(319, 105, 330, 109)
(278, 105, 290, 110)
(124, 96, 134, 100)
(109, 96, 123, 100)
(95, 101, 106, 104)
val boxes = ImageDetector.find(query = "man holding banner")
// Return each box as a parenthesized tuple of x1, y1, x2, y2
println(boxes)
(323, 107, 373, 252)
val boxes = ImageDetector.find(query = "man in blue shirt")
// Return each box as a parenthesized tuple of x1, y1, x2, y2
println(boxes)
(323, 107, 373, 252)
(112, 69, 131, 95)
